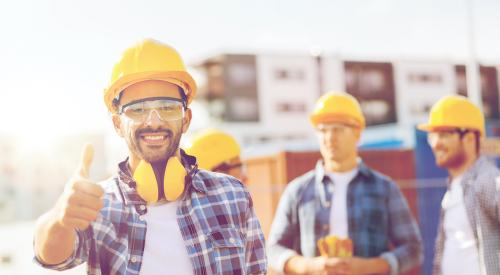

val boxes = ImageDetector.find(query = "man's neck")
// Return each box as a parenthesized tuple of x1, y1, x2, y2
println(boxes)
(128, 157, 140, 174)
(324, 157, 358, 173)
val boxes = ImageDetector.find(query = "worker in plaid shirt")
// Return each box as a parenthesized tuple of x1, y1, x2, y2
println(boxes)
(33, 39, 267, 275)
(419, 95, 500, 275)
(268, 92, 423, 275)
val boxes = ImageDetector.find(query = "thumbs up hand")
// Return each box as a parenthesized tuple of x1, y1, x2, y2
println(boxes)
(53, 144, 105, 231)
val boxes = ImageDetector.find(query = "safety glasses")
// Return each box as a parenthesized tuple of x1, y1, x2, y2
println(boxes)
(426, 128, 469, 146)
(119, 97, 185, 123)
(315, 123, 356, 134)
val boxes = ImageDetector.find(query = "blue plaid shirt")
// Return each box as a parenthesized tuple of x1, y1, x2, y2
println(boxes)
(35, 158, 267, 275)
(433, 156, 500, 275)
(268, 160, 423, 274)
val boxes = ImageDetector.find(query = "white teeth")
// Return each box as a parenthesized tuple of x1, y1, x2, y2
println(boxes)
(144, 135, 164, 141)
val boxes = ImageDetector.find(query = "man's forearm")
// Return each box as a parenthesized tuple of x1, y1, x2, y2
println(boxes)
(34, 210, 77, 265)
(356, 257, 390, 274)
(284, 255, 330, 275)
(284, 255, 308, 274)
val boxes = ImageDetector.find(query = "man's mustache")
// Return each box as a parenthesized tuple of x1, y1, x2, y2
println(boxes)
(135, 128, 173, 138)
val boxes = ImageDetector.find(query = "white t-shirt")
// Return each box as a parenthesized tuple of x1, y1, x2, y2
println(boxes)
(140, 201, 194, 275)
(441, 175, 481, 275)
(328, 168, 358, 238)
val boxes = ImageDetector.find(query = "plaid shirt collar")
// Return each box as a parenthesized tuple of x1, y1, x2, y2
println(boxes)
(115, 149, 205, 206)
(444, 156, 489, 189)
(457, 156, 489, 187)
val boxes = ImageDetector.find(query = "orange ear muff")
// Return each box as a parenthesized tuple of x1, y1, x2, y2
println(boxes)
(133, 160, 158, 203)
(133, 157, 187, 204)
(164, 157, 186, 201)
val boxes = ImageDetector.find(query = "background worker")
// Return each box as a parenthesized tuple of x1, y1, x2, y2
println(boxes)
(268, 92, 423, 275)
(186, 128, 247, 183)
(418, 95, 500, 275)
(33, 38, 267, 274)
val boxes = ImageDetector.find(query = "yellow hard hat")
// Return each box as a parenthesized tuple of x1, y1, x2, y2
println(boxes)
(185, 129, 241, 170)
(310, 92, 365, 128)
(418, 95, 485, 137)
(103, 38, 197, 113)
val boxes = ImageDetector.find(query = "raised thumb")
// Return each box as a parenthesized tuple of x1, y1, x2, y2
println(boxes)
(77, 143, 94, 178)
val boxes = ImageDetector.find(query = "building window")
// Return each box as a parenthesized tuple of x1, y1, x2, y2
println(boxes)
(344, 61, 397, 126)
(274, 69, 305, 80)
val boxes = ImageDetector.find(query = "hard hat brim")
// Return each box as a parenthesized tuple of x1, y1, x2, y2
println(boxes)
(416, 123, 433, 132)
(104, 71, 197, 113)
(417, 123, 485, 137)
(310, 113, 364, 129)
(417, 124, 459, 132)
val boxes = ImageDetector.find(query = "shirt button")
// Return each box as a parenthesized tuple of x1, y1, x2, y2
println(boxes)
(229, 238, 236, 244)
(139, 205, 146, 211)
(131, 256, 138, 263)
(139, 215, 145, 221)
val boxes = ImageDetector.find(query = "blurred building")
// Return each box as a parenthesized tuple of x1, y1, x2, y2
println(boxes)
(192, 54, 320, 145)
(193, 53, 500, 150)
(0, 136, 19, 222)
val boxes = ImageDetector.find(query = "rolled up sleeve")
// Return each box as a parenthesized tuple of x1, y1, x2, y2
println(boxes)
(33, 229, 88, 271)
(267, 185, 301, 273)
(386, 181, 423, 273)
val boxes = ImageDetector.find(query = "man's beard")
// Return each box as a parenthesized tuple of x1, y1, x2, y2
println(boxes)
(134, 127, 182, 163)
(436, 147, 466, 169)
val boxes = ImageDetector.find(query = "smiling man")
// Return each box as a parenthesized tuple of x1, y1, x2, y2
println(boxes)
(268, 92, 423, 275)
(418, 95, 500, 275)
(33, 39, 267, 275)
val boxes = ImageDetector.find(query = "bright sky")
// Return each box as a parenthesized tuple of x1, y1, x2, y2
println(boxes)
(1, 0, 500, 139)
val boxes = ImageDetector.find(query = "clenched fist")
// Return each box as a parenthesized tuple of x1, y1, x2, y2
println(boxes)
(53, 143, 105, 231)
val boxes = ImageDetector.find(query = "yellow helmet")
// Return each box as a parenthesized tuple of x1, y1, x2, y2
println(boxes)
(418, 95, 485, 137)
(310, 92, 365, 129)
(185, 129, 241, 170)
(103, 38, 197, 113)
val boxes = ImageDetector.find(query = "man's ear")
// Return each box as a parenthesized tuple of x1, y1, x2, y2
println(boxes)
(353, 128, 362, 141)
(181, 108, 192, 133)
(111, 114, 124, 137)
(464, 131, 479, 149)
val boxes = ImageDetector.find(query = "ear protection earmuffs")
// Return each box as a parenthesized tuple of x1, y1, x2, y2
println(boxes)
(133, 156, 186, 203)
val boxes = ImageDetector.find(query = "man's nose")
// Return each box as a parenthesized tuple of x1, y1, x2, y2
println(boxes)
(239, 168, 248, 185)
(324, 129, 336, 141)
(235, 168, 248, 184)
(144, 109, 163, 127)
(429, 137, 444, 150)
